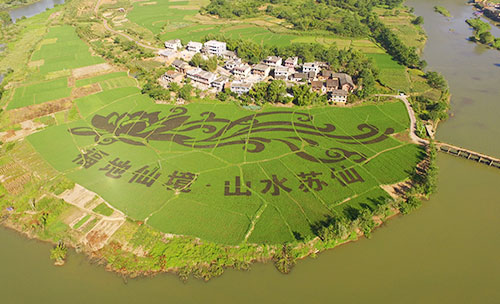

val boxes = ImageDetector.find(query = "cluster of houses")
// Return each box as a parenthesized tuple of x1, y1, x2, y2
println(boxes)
(159, 39, 355, 103)
(474, 1, 500, 21)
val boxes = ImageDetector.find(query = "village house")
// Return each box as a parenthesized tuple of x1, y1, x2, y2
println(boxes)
(203, 40, 227, 56)
(484, 6, 500, 21)
(186, 68, 217, 86)
(232, 64, 252, 77)
(186, 41, 203, 53)
(222, 50, 238, 60)
(230, 81, 253, 95)
(302, 62, 321, 74)
(212, 76, 229, 91)
(284, 57, 298, 69)
(328, 90, 348, 103)
(325, 78, 339, 92)
(290, 72, 307, 82)
(158, 49, 176, 59)
(332, 73, 355, 92)
(162, 70, 184, 84)
(311, 80, 326, 94)
(274, 66, 292, 80)
(164, 39, 182, 51)
(224, 58, 241, 71)
(172, 59, 191, 74)
(319, 69, 333, 80)
(263, 56, 283, 67)
(252, 64, 271, 77)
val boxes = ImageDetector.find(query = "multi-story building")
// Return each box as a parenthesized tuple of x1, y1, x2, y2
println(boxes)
(224, 58, 241, 71)
(162, 70, 184, 84)
(212, 76, 229, 91)
(230, 81, 253, 95)
(172, 59, 191, 74)
(302, 62, 321, 74)
(203, 40, 227, 56)
(164, 39, 182, 51)
(328, 90, 348, 103)
(232, 64, 252, 77)
(252, 64, 271, 77)
(186, 41, 203, 53)
(263, 56, 283, 67)
(274, 66, 292, 80)
(186, 68, 217, 86)
(284, 57, 298, 69)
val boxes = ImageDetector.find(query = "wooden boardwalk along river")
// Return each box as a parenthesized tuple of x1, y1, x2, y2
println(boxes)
(380, 94, 500, 170)
(436, 142, 500, 169)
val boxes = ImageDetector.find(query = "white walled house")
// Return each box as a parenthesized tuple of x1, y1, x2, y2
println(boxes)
(329, 90, 348, 103)
(274, 66, 292, 80)
(164, 39, 182, 51)
(230, 81, 253, 95)
(224, 59, 241, 71)
(302, 62, 320, 74)
(263, 56, 282, 67)
(212, 76, 229, 91)
(232, 64, 251, 77)
(284, 57, 298, 68)
(203, 40, 227, 56)
(252, 64, 271, 77)
(186, 68, 217, 86)
(186, 41, 203, 53)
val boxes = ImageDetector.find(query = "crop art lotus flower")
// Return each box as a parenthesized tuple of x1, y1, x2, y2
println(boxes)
(69, 107, 395, 164)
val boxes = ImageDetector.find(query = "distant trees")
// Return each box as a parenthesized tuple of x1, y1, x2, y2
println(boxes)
(425, 71, 447, 91)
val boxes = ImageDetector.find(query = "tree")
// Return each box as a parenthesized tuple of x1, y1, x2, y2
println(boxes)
(267, 80, 287, 103)
(273, 244, 296, 274)
(291, 84, 315, 106)
(479, 31, 495, 45)
(190, 53, 203, 67)
(425, 71, 447, 90)
(412, 16, 424, 25)
(179, 84, 193, 100)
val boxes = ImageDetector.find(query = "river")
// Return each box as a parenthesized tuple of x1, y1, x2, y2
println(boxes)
(7, 0, 64, 23)
(1, 0, 499, 303)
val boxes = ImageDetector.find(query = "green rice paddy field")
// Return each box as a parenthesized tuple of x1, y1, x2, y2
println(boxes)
(27, 89, 421, 245)
(7, 24, 421, 246)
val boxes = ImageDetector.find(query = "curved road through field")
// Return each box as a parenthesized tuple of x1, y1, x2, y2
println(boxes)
(376, 94, 428, 145)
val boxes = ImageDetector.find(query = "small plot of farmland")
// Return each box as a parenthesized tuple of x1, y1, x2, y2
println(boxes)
(31, 26, 104, 75)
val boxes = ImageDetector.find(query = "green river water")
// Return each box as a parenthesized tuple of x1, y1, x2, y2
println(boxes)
(1, 0, 499, 303)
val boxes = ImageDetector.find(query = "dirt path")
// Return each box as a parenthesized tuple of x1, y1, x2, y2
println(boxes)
(375, 94, 429, 145)
(94, 0, 162, 52)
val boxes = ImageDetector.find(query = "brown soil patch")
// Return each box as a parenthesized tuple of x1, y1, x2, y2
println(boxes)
(72, 63, 113, 79)
(393, 131, 412, 143)
(3, 173, 31, 195)
(139, 1, 157, 5)
(71, 83, 102, 99)
(8, 98, 73, 124)
(381, 181, 412, 200)
(67, 77, 75, 87)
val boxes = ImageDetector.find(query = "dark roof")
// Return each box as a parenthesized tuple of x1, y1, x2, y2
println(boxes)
(311, 81, 323, 89)
(321, 70, 333, 78)
(326, 79, 339, 88)
(292, 72, 307, 79)
(172, 59, 186, 68)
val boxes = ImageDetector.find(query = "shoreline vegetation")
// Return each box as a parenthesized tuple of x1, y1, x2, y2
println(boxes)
(434, 6, 451, 18)
(466, 17, 500, 50)
(0, 0, 446, 280)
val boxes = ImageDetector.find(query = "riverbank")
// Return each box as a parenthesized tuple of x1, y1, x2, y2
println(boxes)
(0, 0, 442, 281)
